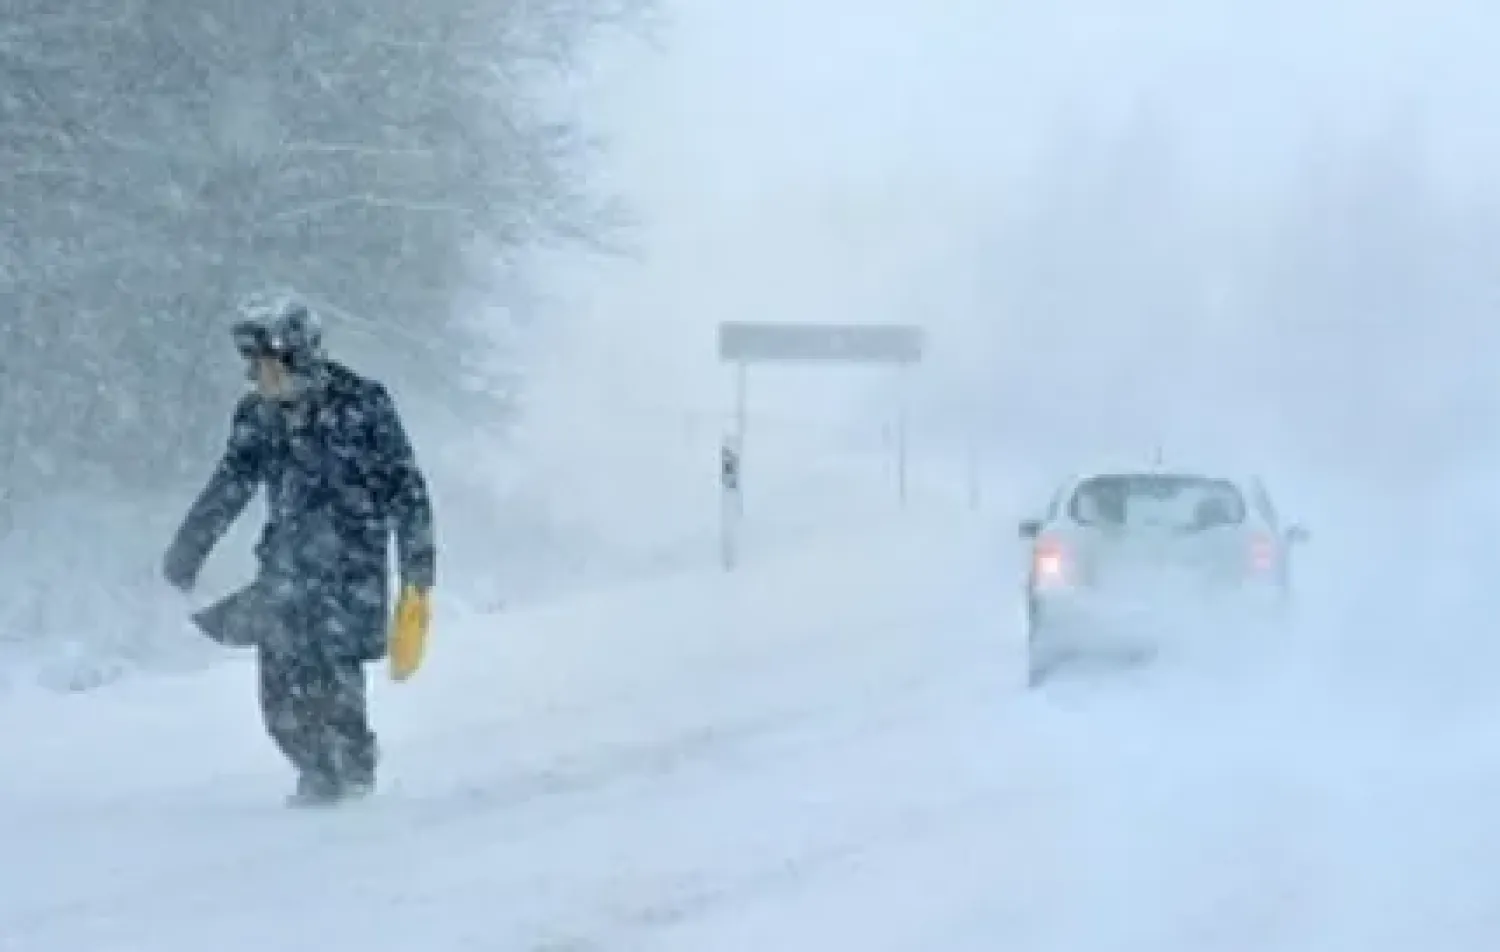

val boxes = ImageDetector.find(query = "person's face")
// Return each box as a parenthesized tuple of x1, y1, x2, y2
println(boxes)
(253, 355, 295, 401)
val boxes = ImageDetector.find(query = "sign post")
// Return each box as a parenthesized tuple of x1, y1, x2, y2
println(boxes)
(715, 321, 925, 570)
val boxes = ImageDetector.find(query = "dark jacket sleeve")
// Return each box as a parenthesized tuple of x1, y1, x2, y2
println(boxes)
(164, 396, 266, 586)
(368, 383, 436, 590)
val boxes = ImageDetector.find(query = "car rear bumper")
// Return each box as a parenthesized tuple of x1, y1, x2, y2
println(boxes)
(1029, 581, 1285, 657)
(1030, 593, 1161, 662)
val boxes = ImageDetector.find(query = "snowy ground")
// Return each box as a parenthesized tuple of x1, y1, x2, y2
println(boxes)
(6, 489, 1500, 951)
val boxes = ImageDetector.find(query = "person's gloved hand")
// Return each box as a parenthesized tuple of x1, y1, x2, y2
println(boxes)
(389, 584, 431, 682)
(162, 545, 199, 594)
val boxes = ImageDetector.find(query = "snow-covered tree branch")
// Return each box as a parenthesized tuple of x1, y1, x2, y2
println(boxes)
(0, 0, 642, 489)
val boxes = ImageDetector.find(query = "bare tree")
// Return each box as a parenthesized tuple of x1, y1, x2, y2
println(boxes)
(0, 0, 640, 490)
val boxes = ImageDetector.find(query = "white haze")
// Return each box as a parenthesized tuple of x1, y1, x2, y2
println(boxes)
(5, 0, 1497, 701)
(512, 1, 1500, 939)
(523, 0, 1500, 685)
(539, 0, 1500, 477)
(7, 3, 1500, 947)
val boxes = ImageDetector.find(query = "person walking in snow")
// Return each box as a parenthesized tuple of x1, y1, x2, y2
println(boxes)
(162, 291, 435, 805)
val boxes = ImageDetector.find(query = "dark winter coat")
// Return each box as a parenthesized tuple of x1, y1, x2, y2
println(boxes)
(164, 361, 435, 662)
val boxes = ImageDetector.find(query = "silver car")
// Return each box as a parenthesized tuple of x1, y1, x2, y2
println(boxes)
(1019, 468, 1309, 687)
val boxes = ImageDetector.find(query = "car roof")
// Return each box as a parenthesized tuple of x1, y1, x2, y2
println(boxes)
(1062, 467, 1258, 488)
(1046, 468, 1270, 509)
(1041, 468, 1279, 527)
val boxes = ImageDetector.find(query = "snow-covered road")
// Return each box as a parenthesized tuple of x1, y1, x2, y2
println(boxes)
(6, 510, 1500, 951)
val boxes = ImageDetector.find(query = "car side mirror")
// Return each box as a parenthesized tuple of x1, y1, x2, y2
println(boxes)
(1286, 524, 1310, 545)
(1018, 519, 1042, 539)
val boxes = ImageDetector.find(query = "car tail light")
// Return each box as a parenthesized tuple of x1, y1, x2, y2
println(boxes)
(1033, 536, 1070, 586)
(1249, 533, 1276, 572)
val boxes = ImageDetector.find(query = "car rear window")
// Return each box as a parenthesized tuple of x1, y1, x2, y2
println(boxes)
(1068, 474, 1246, 530)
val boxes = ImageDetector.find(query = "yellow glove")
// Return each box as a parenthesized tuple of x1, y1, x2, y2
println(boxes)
(389, 584, 431, 682)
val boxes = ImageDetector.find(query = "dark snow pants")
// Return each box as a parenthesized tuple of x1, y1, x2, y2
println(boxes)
(257, 645, 377, 790)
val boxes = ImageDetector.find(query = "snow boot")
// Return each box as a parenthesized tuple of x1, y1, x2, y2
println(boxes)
(285, 772, 343, 807)
(340, 777, 376, 801)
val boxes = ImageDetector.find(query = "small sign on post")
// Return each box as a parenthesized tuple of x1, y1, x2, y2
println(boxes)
(716, 321, 925, 570)
(719, 437, 742, 569)
(720, 441, 741, 492)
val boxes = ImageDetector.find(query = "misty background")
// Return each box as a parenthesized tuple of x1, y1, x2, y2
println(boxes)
(4, 0, 1500, 688)
(546, 0, 1500, 503)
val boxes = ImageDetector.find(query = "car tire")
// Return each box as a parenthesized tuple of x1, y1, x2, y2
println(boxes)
(1025, 613, 1059, 689)
(1026, 653, 1052, 689)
